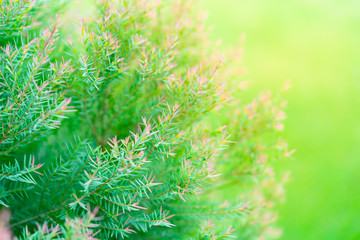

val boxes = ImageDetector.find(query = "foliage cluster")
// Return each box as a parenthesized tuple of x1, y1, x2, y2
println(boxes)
(0, 0, 290, 239)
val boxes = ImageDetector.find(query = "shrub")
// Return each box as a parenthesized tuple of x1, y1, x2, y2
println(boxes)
(0, 0, 291, 239)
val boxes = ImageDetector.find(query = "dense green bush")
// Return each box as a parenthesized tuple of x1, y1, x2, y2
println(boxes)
(0, 0, 291, 239)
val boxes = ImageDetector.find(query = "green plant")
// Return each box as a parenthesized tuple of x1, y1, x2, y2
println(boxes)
(0, 0, 291, 239)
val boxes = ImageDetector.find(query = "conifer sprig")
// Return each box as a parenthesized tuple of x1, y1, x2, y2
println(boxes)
(0, 17, 74, 156)
(0, 0, 34, 38)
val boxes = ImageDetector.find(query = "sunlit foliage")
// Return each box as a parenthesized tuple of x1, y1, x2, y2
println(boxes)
(0, 0, 290, 239)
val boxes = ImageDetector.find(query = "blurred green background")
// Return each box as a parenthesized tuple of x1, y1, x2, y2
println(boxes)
(200, 0, 360, 239)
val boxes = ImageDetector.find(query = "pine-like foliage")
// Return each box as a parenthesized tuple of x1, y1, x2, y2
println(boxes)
(0, 0, 292, 239)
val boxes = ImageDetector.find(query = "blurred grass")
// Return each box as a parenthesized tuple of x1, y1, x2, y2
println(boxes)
(200, 0, 360, 239)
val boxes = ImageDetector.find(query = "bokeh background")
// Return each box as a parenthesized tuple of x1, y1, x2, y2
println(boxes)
(199, 0, 360, 239)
